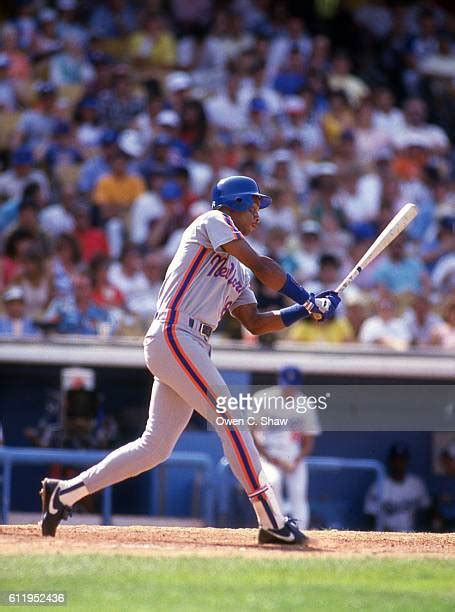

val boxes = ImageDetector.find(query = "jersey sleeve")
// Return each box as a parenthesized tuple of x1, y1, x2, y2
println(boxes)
(229, 267, 257, 312)
(229, 284, 257, 313)
(202, 211, 244, 252)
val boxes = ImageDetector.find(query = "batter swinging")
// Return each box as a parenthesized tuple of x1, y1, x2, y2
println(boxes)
(40, 176, 340, 545)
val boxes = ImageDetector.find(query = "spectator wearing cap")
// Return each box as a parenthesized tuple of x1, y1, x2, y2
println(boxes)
(251, 365, 321, 530)
(165, 71, 193, 115)
(0, 53, 17, 111)
(0, 147, 49, 205)
(49, 36, 95, 86)
(155, 109, 190, 159)
(342, 287, 369, 341)
(241, 96, 276, 151)
(44, 121, 83, 175)
(1, 24, 31, 82)
(0, 286, 40, 338)
(44, 271, 113, 336)
(73, 204, 109, 264)
(129, 12, 177, 71)
(13, 81, 58, 154)
(364, 443, 431, 532)
(359, 293, 411, 350)
(96, 64, 145, 132)
(146, 181, 187, 250)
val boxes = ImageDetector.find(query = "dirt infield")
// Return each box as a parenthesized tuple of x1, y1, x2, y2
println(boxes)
(1, 525, 454, 558)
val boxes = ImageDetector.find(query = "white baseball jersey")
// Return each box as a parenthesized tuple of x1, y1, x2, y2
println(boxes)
(253, 386, 322, 462)
(364, 474, 431, 532)
(153, 210, 257, 329)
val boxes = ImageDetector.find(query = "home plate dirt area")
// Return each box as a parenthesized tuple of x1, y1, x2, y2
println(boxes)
(1, 525, 454, 558)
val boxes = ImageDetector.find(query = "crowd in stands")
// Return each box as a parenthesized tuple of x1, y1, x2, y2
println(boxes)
(0, 0, 454, 348)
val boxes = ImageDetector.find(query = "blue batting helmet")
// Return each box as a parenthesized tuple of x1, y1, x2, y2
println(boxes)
(211, 176, 272, 212)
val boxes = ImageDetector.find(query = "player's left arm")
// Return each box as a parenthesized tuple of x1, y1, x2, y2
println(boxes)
(231, 302, 288, 335)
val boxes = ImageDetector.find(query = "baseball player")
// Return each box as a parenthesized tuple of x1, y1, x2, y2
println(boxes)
(40, 175, 340, 545)
(252, 366, 321, 530)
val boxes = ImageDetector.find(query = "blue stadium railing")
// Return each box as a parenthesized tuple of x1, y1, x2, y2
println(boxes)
(0, 447, 215, 526)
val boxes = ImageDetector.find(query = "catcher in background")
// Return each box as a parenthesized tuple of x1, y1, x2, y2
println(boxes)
(252, 366, 321, 530)
(39, 176, 340, 546)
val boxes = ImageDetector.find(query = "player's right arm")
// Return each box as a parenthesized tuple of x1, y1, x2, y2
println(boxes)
(223, 237, 340, 318)
(222, 238, 287, 291)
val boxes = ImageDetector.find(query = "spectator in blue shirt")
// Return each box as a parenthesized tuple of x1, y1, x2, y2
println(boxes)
(0, 286, 40, 337)
(374, 236, 430, 295)
(45, 272, 113, 336)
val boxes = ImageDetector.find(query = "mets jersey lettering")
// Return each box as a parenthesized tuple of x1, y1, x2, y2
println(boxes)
(154, 210, 257, 329)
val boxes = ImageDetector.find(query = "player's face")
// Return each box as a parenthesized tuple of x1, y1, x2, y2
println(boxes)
(230, 198, 260, 236)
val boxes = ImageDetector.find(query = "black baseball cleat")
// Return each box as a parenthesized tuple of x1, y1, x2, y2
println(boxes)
(258, 517, 308, 545)
(39, 478, 72, 537)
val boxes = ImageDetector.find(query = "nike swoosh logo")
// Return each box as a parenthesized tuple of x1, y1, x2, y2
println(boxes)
(48, 485, 60, 515)
(266, 531, 296, 543)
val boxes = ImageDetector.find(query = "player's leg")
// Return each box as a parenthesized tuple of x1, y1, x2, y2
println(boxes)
(260, 458, 284, 511)
(146, 327, 301, 539)
(40, 379, 193, 535)
(286, 460, 310, 529)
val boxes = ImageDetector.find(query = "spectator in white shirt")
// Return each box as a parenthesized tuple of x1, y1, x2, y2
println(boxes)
(359, 294, 411, 350)
(403, 294, 442, 347)
(204, 67, 245, 134)
(108, 244, 149, 313)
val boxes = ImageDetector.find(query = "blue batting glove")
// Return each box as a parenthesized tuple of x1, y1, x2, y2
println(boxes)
(314, 290, 341, 321)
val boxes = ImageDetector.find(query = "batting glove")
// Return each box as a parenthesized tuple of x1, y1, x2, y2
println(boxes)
(314, 290, 341, 320)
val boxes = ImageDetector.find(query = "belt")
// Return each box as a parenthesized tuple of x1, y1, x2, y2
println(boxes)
(188, 317, 213, 340)
(155, 311, 213, 341)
